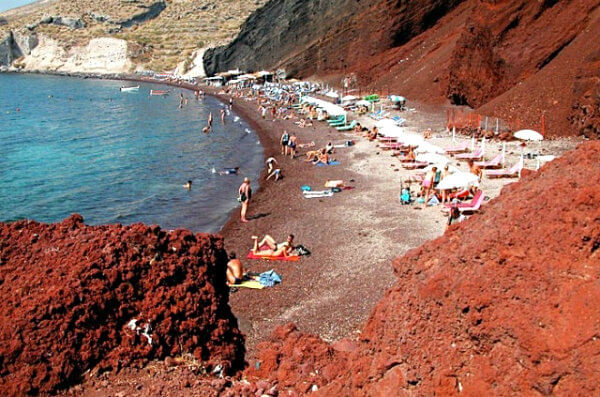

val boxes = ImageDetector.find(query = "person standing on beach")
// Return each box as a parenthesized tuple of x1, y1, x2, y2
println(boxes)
(220, 109, 226, 124)
(288, 133, 298, 158)
(238, 177, 252, 223)
(280, 130, 290, 155)
(179, 93, 184, 109)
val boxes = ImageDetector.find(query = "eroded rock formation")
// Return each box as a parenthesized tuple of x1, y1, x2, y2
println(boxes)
(242, 141, 600, 395)
(0, 215, 244, 395)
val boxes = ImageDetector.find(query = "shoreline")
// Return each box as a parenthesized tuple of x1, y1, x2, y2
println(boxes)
(3, 70, 582, 353)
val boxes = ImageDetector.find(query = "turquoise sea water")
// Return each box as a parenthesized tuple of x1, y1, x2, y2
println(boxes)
(0, 73, 263, 232)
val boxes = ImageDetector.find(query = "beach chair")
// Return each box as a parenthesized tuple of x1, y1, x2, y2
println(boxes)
(445, 142, 469, 154)
(475, 154, 503, 169)
(336, 120, 357, 131)
(392, 116, 406, 126)
(443, 190, 484, 212)
(486, 162, 521, 178)
(378, 136, 398, 143)
(327, 115, 345, 124)
(402, 161, 428, 170)
(455, 148, 483, 161)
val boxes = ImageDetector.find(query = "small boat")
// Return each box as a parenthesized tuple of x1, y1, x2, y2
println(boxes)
(150, 89, 169, 96)
(120, 86, 139, 92)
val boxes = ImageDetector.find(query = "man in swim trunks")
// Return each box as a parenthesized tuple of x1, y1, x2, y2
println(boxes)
(266, 168, 282, 181)
(226, 252, 244, 285)
(238, 177, 252, 223)
(251, 234, 294, 257)
(288, 133, 298, 158)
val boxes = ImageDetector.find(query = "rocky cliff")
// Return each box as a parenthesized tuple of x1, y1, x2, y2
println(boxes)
(204, 0, 465, 77)
(242, 141, 600, 395)
(0, 0, 267, 73)
(205, 0, 600, 138)
(0, 215, 244, 394)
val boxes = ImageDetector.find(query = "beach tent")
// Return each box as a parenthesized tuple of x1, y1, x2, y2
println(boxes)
(436, 172, 480, 190)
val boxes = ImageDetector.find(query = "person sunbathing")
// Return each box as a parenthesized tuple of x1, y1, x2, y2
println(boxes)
(251, 234, 294, 257)
(398, 148, 416, 162)
(226, 252, 244, 285)
(304, 149, 322, 162)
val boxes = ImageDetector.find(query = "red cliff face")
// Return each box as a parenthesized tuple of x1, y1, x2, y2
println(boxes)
(0, 216, 244, 395)
(243, 141, 600, 395)
(207, 0, 600, 138)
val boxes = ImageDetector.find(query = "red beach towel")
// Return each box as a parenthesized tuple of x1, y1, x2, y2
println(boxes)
(247, 251, 300, 261)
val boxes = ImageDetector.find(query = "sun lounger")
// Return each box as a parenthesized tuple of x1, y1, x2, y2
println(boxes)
(392, 116, 406, 126)
(448, 189, 470, 200)
(445, 142, 469, 154)
(402, 161, 428, 170)
(378, 136, 398, 143)
(380, 142, 405, 150)
(336, 120, 357, 131)
(327, 115, 345, 124)
(475, 154, 503, 169)
(455, 148, 483, 161)
(443, 190, 484, 212)
(486, 162, 521, 178)
(247, 251, 301, 261)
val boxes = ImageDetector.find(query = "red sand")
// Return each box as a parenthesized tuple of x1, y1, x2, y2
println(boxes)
(243, 141, 600, 395)
(0, 215, 243, 395)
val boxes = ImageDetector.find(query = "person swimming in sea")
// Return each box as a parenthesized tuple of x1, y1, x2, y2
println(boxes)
(220, 167, 239, 175)
(183, 180, 192, 190)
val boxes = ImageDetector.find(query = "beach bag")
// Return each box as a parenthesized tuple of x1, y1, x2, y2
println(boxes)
(296, 245, 311, 256)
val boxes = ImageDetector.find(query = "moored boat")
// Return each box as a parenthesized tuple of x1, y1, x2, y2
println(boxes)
(120, 86, 140, 92)
(150, 89, 169, 96)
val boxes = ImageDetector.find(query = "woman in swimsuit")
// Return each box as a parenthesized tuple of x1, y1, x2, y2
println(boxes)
(281, 130, 290, 155)
(238, 177, 252, 223)
(251, 234, 294, 257)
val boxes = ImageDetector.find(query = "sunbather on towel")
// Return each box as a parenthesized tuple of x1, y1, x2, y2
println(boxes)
(398, 147, 416, 162)
(226, 252, 245, 285)
(251, 234, 294, 257)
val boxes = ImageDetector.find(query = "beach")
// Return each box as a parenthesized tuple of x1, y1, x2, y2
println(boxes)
(199, 86, 581, 352)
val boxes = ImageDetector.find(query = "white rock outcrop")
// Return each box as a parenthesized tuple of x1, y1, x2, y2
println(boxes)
(20, 36, 133, 74)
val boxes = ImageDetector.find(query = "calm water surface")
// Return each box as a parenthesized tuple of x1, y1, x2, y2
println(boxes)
(0, 74, 263, 232)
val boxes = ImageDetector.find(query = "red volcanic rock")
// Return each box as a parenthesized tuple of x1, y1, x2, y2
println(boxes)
(244, 141, 600, 395)
(0, 216, 243, 395)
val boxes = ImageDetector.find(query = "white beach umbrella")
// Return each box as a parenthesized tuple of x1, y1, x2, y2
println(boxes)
(436, 172, 480, 190)
(399, 134, 425, 147)
(325, 91, 339, 98)
(414, 142, 445, 154)
(514, 129, 543, 141)
(342, 95, 358, 102)
(423, 164, 460, 174)
(356, 99, 371, 107)
(415, 153, 450, 165)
